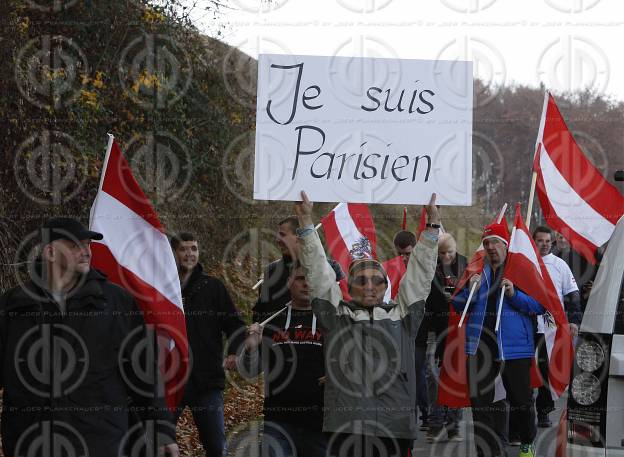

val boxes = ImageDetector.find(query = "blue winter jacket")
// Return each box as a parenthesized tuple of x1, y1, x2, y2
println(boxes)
(451, 263, 545, 360)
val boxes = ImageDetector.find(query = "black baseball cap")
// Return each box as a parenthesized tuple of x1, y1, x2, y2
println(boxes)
(40, 217, 103, 245)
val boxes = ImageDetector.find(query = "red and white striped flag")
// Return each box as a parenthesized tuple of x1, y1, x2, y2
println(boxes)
(533, 92, 624, 264)
(437, 207, 546, 406)
(504, 202, 574, 397)
(437, 204, 544, 407)
(89, 135, 189, 409)
(437, 236, 488, 407)
(321, 203, 377, 299)
(382, 255, 406, 301)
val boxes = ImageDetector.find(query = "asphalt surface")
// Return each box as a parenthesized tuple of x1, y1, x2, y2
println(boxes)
(410, 395, 567, 457)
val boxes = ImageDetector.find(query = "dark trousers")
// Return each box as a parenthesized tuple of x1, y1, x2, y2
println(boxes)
(414, 345, 429, 423)
(327, 433, 411, 457)
(535, 333, 555, 416)
(261, 421, 328, 457)
(429, 361, 462, 433)
(467, 342, 536, 457)
(174, 382, 226, 457)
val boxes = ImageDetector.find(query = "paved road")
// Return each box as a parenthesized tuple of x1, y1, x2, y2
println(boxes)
(226, 395, 567, 457)
(410, 395, 567, 457)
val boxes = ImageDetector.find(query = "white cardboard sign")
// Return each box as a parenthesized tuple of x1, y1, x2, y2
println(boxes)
(254, 54, 473, 205)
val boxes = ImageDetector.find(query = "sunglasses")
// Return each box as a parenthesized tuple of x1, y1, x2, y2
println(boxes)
(352, 275, 387, 287)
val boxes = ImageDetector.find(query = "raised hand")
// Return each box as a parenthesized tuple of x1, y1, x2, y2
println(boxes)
(294, 190, 314, 226)
(425, 193, 441, 225)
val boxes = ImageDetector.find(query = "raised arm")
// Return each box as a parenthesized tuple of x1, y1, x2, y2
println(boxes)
(295, 192, 342, 307)
(396, 194, 440, 335)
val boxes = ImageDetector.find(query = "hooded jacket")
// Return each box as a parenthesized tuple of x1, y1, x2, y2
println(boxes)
(298, 228, 438, 439)
(0, 269, 174, 457)
(452, 262, 546, 360)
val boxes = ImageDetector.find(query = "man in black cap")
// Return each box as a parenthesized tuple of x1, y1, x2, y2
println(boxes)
(0, 217, 179, 457)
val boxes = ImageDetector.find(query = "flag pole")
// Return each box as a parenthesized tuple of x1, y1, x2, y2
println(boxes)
(252, 222, 323, 290)
(527, 91, 550, 230)
(526, 170, 538, 230)
(259, 305, 288, 326)
(495, 226, 517, 331)
(458, 282, 477, 328)
(497, 203, 508, 224)
(90, 134, 115, 230)
(458, 202, 508, 327)
(494, 286, 506, 332)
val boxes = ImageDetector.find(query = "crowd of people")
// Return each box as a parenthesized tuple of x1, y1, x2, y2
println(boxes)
(0, 193, 598, 457)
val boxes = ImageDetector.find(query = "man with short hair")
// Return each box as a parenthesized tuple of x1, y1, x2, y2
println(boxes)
(171, 232, 246, 457)
(394, 230, 417, 267)
(453, 221, 545, 457)
(253, 216, 300, 323)
(532, 226, 581, 428)
(553, 231, 597, 313)
(0, 217, 179, 457)
(426, 233, 467, 442)
(296, 191, 440, 457)
(242, 261, 339, 456)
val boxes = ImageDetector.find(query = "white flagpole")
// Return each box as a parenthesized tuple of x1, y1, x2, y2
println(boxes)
(458, 202, 508, 328)
(259, 306, 288, 326)
(458, 282, 477, 328)
(526, 169, 538, 230)
(497, 203, 508, 224)
(252, 222, 323, 290)
(494, 286, 506, 332)
(526, 91, 550, 229)
(89, 134, 115, 230)
(495, 226, 517, 332)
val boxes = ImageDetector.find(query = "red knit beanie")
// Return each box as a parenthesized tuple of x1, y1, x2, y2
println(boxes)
(482, 221, 510, 245)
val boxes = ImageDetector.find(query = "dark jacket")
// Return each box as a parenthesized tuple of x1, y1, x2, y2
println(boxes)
(420, 253, 467, 358)
(241, 308, 325, 431)
(182, 264, 246, 390)
(0, 269, 174, 457)
(252, 256, 293, 323)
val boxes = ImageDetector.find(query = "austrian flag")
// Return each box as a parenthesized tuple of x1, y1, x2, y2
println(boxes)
(504, 203, 574, 397)
(89, 135, 189, 409)
(533, 92, 624, 264)
(321, 202, 377, 298)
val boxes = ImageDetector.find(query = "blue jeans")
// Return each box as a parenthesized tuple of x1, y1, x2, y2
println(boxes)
(261, 421, 327, 457)
(175, 383, 226, 457)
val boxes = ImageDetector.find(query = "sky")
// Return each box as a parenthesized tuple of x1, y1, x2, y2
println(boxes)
(188, 0, 624, 102)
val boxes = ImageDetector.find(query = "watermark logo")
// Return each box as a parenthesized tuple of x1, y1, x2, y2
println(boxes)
(16, 35, 88, 110)
(536, 35, 609, 95)
(119, 34, 192, 109)
(15, 323, 89, 398)
(14, 130, 88, 206)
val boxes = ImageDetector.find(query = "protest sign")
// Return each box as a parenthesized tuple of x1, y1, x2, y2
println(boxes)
(254, 54, 473, 205)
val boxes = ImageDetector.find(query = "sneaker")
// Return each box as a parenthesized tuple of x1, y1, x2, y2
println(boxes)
(426, 428, 446, 443)
(509, 437, 522, 447)
(538, 413, 552, 428)
(447, 429, 463, 442)
(519, 443, 535, 457)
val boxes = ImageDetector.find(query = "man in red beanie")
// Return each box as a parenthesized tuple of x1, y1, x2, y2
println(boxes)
(452, 221, 546, 457)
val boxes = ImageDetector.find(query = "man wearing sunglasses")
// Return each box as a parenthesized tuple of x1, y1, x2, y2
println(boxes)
(294, 191, 440, 457)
